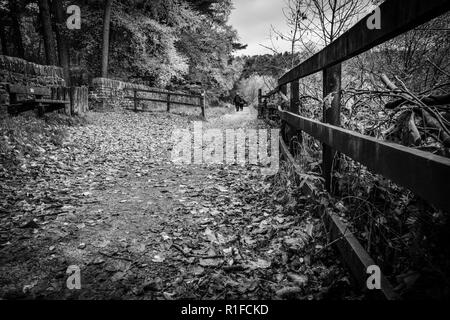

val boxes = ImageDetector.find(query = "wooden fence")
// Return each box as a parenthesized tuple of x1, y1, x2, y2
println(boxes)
(260, 0, 450, 299)
(51, 86, 88, 116)
(125, 88, 206, 118)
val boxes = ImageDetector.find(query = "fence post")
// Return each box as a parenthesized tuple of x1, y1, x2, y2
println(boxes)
(200, 90, 206, 119)
(289, 79, 303, 154)
(73, 86, 88, 114)
(258, 88, 262, 118)
(290, 80, 299, 113)
(167, 93, 171, 112)
(322, 63, 342, 193)
(133, 89, 137, 112)
(279, 84, 288, 141)
(67, 87, 73, 116)
(263, 98, 268, 119)
(280, 84, 287, 97)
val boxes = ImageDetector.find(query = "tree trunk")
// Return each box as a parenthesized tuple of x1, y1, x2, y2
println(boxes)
(9, 1, 25, 58)
(0, 19, 8, 56)
(101, 0, 114, 78)
(38, 0, 57, 65)
(52, 0, 71, 85)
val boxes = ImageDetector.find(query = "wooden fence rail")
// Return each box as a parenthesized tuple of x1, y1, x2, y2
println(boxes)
(279, 107, 450, 212)
(124, 88, 206, 118)
(259, 0, 450, 299)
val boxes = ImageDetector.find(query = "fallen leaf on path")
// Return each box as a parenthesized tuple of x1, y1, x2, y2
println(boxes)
(203, 228, 217, 243)
(276, 287, 302, 298)
(247, 258, 271, 269)
(192, 266, 205, 275)
(288, 273, 308, 287)
(152, 254, 165, 263)
(199, 258, 222, 267)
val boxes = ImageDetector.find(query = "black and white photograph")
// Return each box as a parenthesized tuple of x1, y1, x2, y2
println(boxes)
(0, 0, 449, 309)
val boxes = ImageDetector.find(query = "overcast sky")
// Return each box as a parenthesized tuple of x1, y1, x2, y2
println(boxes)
(229, 0, 292, 56)
(229, 0, 375, 57)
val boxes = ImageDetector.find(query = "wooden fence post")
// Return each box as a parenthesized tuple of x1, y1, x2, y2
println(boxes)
(67, 87, 73, 116)
(290, 80, 299, 113)
(133, 89, 137, 112)
(82, 86, 88, 113)
(67, 86, 88, 115)
(289, 79, 303, 154)
(167, 93, 171, 112)
(280, 84, 287, 97)
(322, 63, 342, 193)
(51, 86, 70, 116)
(263, 98, 268, 119)
(279, 84, 288, 142)
(200, 90, 206, 119)
(258, 88, 262, 118)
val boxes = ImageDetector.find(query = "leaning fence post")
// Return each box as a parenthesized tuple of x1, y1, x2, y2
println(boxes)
(133, 89, 137, 112)
(200, 90, 206, 119)
(167, 92, 171, 112)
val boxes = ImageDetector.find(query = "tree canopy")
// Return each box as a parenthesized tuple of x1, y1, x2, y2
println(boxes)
(0, 0, 245, 101)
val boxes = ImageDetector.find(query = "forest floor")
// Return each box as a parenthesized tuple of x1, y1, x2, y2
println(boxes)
(0, 106, 355, 299)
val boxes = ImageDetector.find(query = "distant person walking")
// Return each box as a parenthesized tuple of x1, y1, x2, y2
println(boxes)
(239, 96, 247, 111)
(233, 94, 247, 112)
(233, 94, 241, 112)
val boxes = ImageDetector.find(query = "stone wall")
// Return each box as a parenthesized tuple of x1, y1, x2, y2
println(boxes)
(0, 55, 89, 117)
(0, 55, 66, 111)
(89, 77, 160, 110)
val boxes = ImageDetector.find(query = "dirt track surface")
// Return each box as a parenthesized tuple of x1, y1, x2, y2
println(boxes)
(0, 107, 351, 299)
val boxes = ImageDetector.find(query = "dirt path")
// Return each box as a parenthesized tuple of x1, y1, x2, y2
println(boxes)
(0, 107, 351, 300)
(208, 105, 258, 128)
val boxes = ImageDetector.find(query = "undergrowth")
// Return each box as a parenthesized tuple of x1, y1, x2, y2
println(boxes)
(335, 156, 450, 299)
(273, 128, 450, 299)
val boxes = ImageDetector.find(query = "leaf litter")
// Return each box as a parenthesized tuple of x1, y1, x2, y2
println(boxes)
(0, 108, 356, 299)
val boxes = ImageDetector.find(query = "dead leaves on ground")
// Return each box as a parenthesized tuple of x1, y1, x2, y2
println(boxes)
(0, 110, 352, 300)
